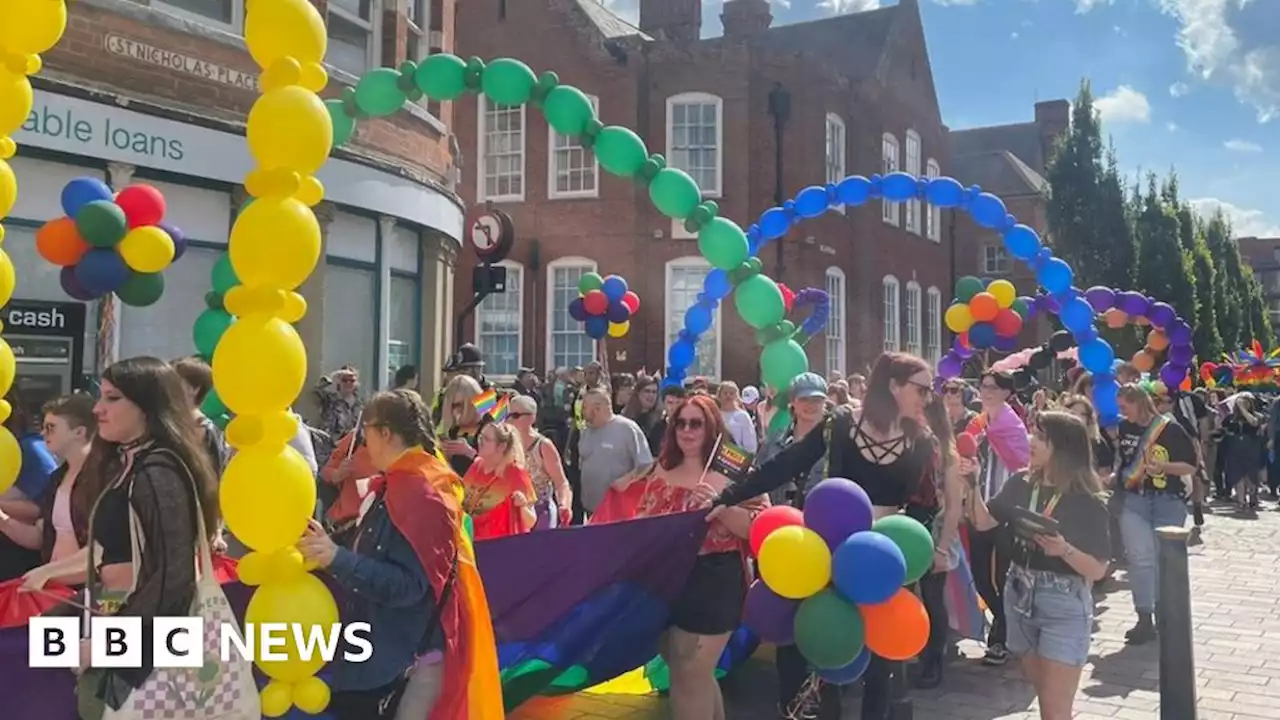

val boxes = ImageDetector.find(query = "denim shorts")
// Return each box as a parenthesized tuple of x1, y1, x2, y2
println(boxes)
(1003, 565, 1093, 667)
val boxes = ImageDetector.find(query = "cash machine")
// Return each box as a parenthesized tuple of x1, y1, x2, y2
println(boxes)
(3, 299, 87, 424)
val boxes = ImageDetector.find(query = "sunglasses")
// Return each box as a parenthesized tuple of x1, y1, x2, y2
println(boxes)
(674, 418, 705, 431)
(507, 412, 532, 420)
(944, 387, 963, 395)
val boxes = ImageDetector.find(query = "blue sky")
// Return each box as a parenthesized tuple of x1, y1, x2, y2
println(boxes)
(602, 0, 1280, 237)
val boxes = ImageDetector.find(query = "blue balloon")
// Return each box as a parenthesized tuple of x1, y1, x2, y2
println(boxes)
(60, 177, 113, 218)
(879, 171, 918, 203)
(74, 249, 130, 296)
(1059, 297, 1095, 334)
(601, 275, 628, 302)
(607, 301, 631, 324)
(746, 225, 761, 255)
(703, 269, 733, 301)
(684, 303, 714, 335)
(1003, 224, 1042, 261)
(817, 649, 872, 686)
(924, 176, 965, 208)
(969, 192, 1008, 229)
(831, 532, 906, 605)
(968, 322, 997, 349)
(568, 297, 588, 322)
(759, 207, 791, 240)
(835, 175, 872, 206)
(668, 338, 696, 370)
(1037, 258, 1074, 294)
(1074, 325, 1098, 343)
(993, 334, 1018, 352)
(584, 315, 608, 339)
(1078, 338, 1116, 373)
(794, 186, 829, 218)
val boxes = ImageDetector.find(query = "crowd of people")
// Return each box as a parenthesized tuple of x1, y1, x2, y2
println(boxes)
(0, 339, 1264, 720)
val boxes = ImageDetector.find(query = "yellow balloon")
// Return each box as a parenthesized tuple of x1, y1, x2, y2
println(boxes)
(236, 551, 270, 587)
(0, 250, 15, 309)
(293, 676, 331, 714)
(944, 303, 973, 333)
(229, 198, 321, 291)
(0, 68, 33, 138)
(259, 680, 293, 718)
(281, 292, 307, 323)
(246, 86, 333, 176)
(757, 526, 832, 599)
(0, 158, 16, 218)
(0, 0, 68, 56)
(0, 426, 21, 495)
(607, 321, 629, 338)
(118, 226, 175, 273)
(213, 314, 307, 415)
(245, 572, 339, 682)
(987, 279, 1017, 309)
(244, 0, 327, 71)
(219, 444, 315, 552)
(0, 338, 15, 397)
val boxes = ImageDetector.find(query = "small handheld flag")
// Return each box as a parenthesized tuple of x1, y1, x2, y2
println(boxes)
(491, 394, 511, 423)
(473, 389, 498, 416)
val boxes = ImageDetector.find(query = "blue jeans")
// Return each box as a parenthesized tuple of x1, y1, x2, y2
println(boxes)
(1004, 567, 1093, 667)
(1120, 492, 1188, 612)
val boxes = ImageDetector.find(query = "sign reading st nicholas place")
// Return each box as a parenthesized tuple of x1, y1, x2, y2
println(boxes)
(104, 35, 259, 92)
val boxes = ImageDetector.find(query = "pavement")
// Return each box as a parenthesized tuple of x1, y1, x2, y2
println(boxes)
(510, 499, 1280, 719)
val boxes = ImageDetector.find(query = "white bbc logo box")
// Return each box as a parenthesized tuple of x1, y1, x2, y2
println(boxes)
(30, 616, 207, 668)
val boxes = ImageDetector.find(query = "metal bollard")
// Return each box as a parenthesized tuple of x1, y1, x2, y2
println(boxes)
(1156, 525, 1197, 720)
(889, 659, 913, 720)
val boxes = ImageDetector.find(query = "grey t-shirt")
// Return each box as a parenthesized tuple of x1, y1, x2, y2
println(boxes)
(579, 414, 653, 512)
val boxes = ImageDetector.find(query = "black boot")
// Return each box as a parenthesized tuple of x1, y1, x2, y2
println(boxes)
(911, 653, 943, 690)
(1125, 612, 1157, 645)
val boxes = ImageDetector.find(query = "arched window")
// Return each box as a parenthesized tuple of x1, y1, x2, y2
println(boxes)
(475, 259, 524, 381)
(825, 267, 847, 376)
(905, 281, 922, 355)
(666, 257, 721, 379)
(925, 158, 941, 242)
(666, 92, 723, 197)
(545, 256, 598, 371)
(881, 133, 900, 226)
(925, 286, 942, 363)
(905, 130, 922, 235)
(883, 275, 900, 352)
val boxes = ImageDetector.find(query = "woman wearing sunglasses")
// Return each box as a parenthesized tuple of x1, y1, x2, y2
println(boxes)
(508, 395, 574, 528)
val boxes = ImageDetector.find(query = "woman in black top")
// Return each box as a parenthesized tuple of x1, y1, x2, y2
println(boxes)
(622, 374, 664, 455)
(1222, 393, 1265, 511)
(712, 352, 936, 720)
(967, 411, 1109, 720)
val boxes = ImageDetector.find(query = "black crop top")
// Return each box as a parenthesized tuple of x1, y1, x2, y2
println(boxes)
(718, 406, 932, 508)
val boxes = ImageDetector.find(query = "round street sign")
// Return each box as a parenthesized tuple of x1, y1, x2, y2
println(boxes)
(466, 206, 515, 262)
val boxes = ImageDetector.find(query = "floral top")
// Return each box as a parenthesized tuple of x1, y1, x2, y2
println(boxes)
(629, 471, 768, 555)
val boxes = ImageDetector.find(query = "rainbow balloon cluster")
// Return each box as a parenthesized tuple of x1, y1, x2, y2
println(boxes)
(0, 0, 70, 494)
(569, 271, 639, 339)
(37, 178, 185, 306)
(744, 479, 933, 682)
(209, 0, 335, 714)
(943, 276, 1028, 354)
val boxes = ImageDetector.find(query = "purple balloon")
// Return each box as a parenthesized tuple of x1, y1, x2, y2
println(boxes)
(1041, 294, 1061, 314)
(59, 266, 96, 301)
(1084, 286, 1116, 312)
(803, 478, 874, 548)
(160, 223, 187, 261)
(606, 301, 631, 324)
(568, 297, 587, 322)
(953, 340, 974, 359)
(1168, 343, 1194, 366)
(1116, 291, 1149, 317)
(1160, 362, 1187, 388)
(1017, 296, 1039, 320)
(1147, 302, 1176, 329)
(938, 353, 964, 378)
(1168, 321, 1193, 346)
(743, 580, 798, 645)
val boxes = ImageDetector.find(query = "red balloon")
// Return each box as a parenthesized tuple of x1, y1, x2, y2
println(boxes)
(115, 184, 166, 228)
(622, 290, 641, 313)
(955, 432, 978, 458)
(582, 289, 609, 316)
(779, 283, 796, 312)
(958, 332, 970, 349)
(749, 506, 804, 557)
(992, 308, 1023, 337)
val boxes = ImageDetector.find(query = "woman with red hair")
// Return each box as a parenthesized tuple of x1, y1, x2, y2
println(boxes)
(593, 393, 767, 720)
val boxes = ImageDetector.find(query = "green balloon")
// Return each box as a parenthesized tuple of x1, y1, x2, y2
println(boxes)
(577, 271, 603, 294)
(873, 514, 935, 584)
(212, 413, 232, 430)
(593, 126, 648, 177)
(760, 338, 809, 391)
(955, 276, 985, 303)
(325, 98, 357, 146)
(480, 57, 538, 106)
(414, 53, 468, 101)
(1011, 297, 1030, 319)
(115, 271, 165, 307)
(767, 407, 793, 437)
(354, 68, 408, 116)
(211, 254, 239, 294)
(75, 200, 127, 248)
(735, 275, 786, 329)
(698, 216, 749, 271)
(542, 85, 596, 137)
(201, 389, 228, 418)
(794, 589, 866, 670)
(193, 308, 234, 357)
(649, 168, 702, 220)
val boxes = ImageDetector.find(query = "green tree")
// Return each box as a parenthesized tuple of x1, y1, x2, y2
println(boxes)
(1240, 265, 1274, 346)
(1203, 210, 1247, 350)
(1133, 173, 1197, 326)
(1184, 209, 1223, 361)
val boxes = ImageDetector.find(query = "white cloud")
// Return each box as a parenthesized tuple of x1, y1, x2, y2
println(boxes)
(817, 0, 880, 13)
(1167, 121, 1180, 131)
(1158, 0, 1280, 122)
(1169, 81, 1191, 97)
(1076, 0, 1114, 12)
(1190, 198, 1280, 237)
(1095, 85, 1153, 124)
(1011, 31, 1020, 39)
(1224, 138, 1263, 152)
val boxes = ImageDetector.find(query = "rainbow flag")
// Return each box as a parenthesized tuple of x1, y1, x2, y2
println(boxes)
(474, 388, 498, 416)
(491, 394, 511, 423)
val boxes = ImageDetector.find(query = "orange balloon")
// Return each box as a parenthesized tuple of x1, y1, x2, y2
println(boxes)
(1104, 308, 1128, 329)
(968, 292, 999, 322)
(35, 217, 90, 267)
(859, 588, 929, 661)
(1146, 329, 1170, 351)
(1132, 350, 1156, 372)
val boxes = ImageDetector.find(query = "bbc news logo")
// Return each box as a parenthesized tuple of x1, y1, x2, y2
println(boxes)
(29, 617, 373, 668)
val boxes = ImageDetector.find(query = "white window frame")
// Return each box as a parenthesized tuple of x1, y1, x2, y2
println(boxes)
(153, 0, 243, 32)
(983, 245, 1010, 275)
(545, 256, 600, 373)
(406, 0, 430, 62)
(666, 256, 723, 379)
(825, 267, 847, 377)
(882, 133, 900, 227)
(474, 260, 524, 384)
(925, 286, 942, 364)
(883, 275, 901, 352)
(925, 158, 941, 243)
(477, 97, 526, 203)
(326, 0, 381, 78)
(905, 281, 922, 355)
(665, 92, 723, 198)
(905, 130, 922, 235)
(548, 94, 600, 200)
(826, 113, 846, 215)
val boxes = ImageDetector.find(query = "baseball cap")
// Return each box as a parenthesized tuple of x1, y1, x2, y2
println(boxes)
(789, 372, 828, 401)
(741, 386, 761, 405)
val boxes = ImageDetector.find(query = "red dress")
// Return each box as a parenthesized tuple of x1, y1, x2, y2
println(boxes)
(463, 462, 535, 540)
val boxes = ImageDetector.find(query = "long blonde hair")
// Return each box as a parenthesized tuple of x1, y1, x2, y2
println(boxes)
(1060, 394, 1101, 443)
(480, 421, 526, 471)
(1117, 383, 1158, 424)
(438, 374, 483, 436)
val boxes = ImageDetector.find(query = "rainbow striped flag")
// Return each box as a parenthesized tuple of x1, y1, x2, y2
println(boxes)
(491, 394, 511, 423)
(473, 388, 498, 416)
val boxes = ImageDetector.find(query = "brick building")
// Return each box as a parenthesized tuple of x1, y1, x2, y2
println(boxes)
(6, 0, 463, 415)
(1235, 236, 1280, 344)
(452, 0, 955, 385)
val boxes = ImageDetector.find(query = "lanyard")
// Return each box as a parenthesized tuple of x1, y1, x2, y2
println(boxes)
(1027, 483, 1061, 519)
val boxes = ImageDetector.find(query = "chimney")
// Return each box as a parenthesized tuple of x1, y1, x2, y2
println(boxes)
(721, 0, 772, 37)
(1034, 99, 1070, 157)
(639, 0, 701, 43)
